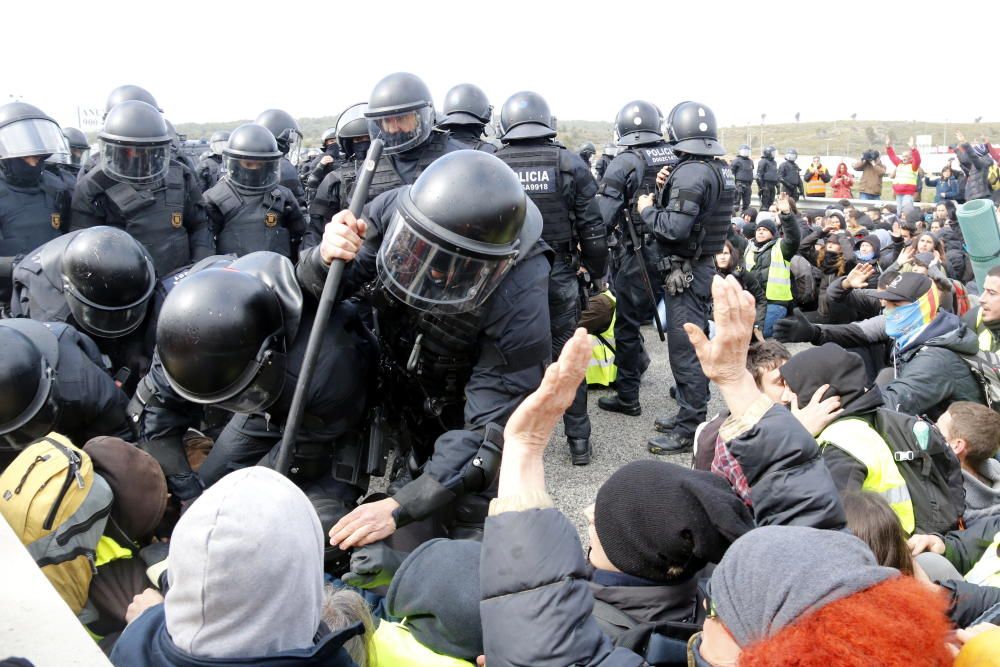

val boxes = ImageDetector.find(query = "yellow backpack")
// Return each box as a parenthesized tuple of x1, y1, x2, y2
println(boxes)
(0, 435, 113, 619)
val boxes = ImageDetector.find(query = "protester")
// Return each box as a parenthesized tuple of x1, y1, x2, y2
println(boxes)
(937, 402, 1000, 522)
(886, 137, 921, 212)
(743, 193, 801, 336)
(830, 162, 854, 199)
(802, 156, 830, 198)
(853, 148, 887, 200)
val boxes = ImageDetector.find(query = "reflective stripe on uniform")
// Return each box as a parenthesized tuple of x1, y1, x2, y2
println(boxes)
(818, 418, 916, 534)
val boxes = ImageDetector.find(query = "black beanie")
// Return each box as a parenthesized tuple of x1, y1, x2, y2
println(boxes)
(594, 461, 754, 583)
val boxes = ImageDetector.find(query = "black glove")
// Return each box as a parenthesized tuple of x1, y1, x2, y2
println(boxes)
(773, 308, 820, 344)
(341, 543, 409, 589)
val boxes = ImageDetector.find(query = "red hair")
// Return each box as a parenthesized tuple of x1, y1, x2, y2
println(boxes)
(739, 577, 953, 667)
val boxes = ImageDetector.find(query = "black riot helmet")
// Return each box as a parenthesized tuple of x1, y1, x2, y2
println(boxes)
(439, 83, 493, 127)
(365, 72, 436, 155)
(209, 130, 230, 156)
(156, 264, 291, 414)
(222, 123, 282, 193)
(99, 100, 172, 185)
(254, 108, 302, 162)
(578, 142, 596, 158)
(61, 227, 155, 338)
(377, 150, 542, 314)
(62, 127, 90, 167)
(785, 148, 798, 162)
(498, 91, 556, 141)
(763, 145, 776, 159)
(104, 84, 161, 118)
(0, 322, 60, 450)
(0, 102, 69, 185)
(335, 102, 371, 159)
(738, 144, 751, 158)
(614, 100, 663, 147)
(320, 127, 338, 147)
(664, 101, 725, 156)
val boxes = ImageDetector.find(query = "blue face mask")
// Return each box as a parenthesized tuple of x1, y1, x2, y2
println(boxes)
(856, 250, 875, 262)
(884, 299, 927, 350)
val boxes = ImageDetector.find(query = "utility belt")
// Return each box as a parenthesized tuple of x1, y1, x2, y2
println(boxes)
(547, 239, 577, 255)
(655, 255, 712, 296)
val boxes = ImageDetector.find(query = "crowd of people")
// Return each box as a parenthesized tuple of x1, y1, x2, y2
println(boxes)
(1, 74, 1000, 666)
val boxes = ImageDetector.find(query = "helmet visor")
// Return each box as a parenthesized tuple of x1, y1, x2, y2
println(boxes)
(367, 107, 433, 155)
(100, 141, 170, 184)
(0, 119, 69, 159)
(223, 155, 280, 192)
(376, 210, 515, 314)
(210, 139, 228, 156)
(278, 130, 302, 165)
(64, 281, 153, 339)
(0, 369, 58, 451)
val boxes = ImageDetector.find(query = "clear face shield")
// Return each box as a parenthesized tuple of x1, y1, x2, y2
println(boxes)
(100, 140, 170, 184)
(367, 106, 433, 155)
(376, 209, 516, 315)
(277, 129, 302, 165)
(0, 118, 69, 160)
(210, 139, 229, 156)
(223, 155, 280, 192)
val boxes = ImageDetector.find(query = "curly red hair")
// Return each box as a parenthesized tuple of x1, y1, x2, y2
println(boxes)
(739, 577, 953, 667)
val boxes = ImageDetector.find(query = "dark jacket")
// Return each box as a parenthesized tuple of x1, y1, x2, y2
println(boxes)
(480, 507, 645, 666)
(744, 212, 801, 304)
(755, 156, 778, 185)
(925, 175, 961, 202)
(730, 156, 754, 183)
(956, 143, 995, 201)
(942, 514, 1000, 575)
(723, 404, 847, 530)
(110, 605, 360, 666)
(588, 572, 701, 642)
(777, 161, 802, 194)
(810, 311, 984, 419)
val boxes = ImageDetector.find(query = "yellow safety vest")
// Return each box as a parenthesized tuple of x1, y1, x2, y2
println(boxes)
(818, 418, 916, 534)
(586, 291, 617, 387)
(372, 620, 474, 667)
(964, 532, 1000, 587)
(804, 169, 828, 196)
(745, 243, 793, 302)
(893, 163, 918, 187)
(975, 309, 997, 352)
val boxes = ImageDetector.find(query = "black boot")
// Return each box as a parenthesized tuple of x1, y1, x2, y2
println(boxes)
(568, 438, 592, 466)
(653, 416, 677, 433)
(597, 394, 642, 416)
(647, 431, 693, 455)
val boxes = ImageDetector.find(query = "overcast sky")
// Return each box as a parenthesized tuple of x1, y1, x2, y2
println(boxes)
(8, 0, 992, 130)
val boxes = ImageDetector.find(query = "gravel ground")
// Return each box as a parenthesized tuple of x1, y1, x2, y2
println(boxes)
(543, 325, 809, 543)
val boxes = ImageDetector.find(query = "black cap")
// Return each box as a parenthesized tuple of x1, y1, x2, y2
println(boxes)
(871, 271, 932, 302)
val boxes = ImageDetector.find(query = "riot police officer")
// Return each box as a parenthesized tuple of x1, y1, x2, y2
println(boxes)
(81, 84, 163, 176)
(254, 108, 307, 207)
(731, 144, 755, 214)
(9, 226, 157, 395)
(298, 150, 551, 546)
(131, 252, 376, 506)
(0, 318, 133, 456)
(494, 91, 607, 465)
(594, 100, 676, 416)
(304, 103, 371, 249)
(778, 148, 802, 200)
(71, 101, 213, 277)
(358, 72, 466, 205)
(0, 102, 74, 306)
(578, 141, 596, 169)
(593, 142, 615, 181)
(756, 145, 779, 209)
(196, 130, 229, 191)
(436, 83, 496, 153)
(302, 127, 343, 202)
(636, 101, 736, 454)
(202, 124, 305, 260)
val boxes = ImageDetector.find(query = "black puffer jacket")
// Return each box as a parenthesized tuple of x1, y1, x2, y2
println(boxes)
(480, 508, 645, 667)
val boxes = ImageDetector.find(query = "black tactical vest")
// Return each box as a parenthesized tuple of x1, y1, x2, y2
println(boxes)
(657, 158, 736, 259)
(624, 143, 677, 215)
(204, 180, 293, 258)
(198, 156, 222, 191)
(494, 144, 574, 248)
(354, 132, 451, 204)
(0, 171, 69, 256)
(309, 160, 360, 222)
(92, 164, 191, 276)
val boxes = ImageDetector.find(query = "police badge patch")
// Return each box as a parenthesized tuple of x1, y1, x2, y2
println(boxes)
(50, 213, 61, 230)
(171, 212, 183, 228)
(265, 212, 278, 227)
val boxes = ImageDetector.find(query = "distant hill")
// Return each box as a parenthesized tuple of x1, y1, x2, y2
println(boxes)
(174, 117, 999, 159)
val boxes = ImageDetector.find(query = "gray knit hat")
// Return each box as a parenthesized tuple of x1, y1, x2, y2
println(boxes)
(710, 525, 897, 646)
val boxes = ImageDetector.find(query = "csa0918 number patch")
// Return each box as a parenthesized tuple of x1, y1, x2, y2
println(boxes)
(515, 167, 557, 193)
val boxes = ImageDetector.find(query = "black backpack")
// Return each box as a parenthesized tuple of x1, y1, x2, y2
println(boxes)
(870, 408, 966, 533)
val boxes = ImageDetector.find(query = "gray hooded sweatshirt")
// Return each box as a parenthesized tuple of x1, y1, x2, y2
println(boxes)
(164, 467, 325, 659)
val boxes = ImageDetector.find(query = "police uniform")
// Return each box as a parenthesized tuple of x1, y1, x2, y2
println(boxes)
(279, 157, 306, 207)
(447, 126, 497, 154)
(70, 161, 214, 277)
(756, 153, 779, 209)
(203, 179, 306, 259)
(730, 154, 755, 213)
(639, 154, 735, 442)
(302, 158, 362, 251)
(364, 131, 466, 203)
(132, 256, 376, 502)
(0, 319, 134, 447)
(296, 185, 551, 532)
(196, 153, 223, 191)
(495, 139, 605, 451)
(593, 152, 613, 181)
